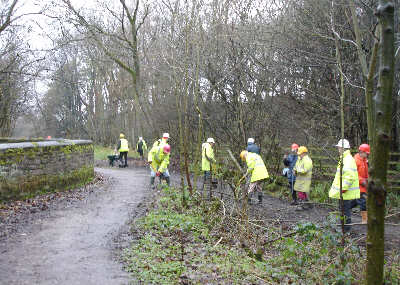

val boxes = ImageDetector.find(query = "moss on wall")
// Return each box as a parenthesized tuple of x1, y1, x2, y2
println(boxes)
(0, 140, 94, 202)
(0, 166, 94, 201)
(0, 143, 93, 166)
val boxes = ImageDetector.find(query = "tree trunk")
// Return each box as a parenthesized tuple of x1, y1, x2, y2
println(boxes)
(365, 39, 379, 151)
(366, 1, 395, 284)
(333, 22, 346, 241)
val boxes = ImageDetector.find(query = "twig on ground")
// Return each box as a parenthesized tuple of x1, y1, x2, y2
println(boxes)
(213, 237, 223, 247)
(252, 274, 273, 285)
(335, 222, 400, 226)
(249, 218, 299, 223)
(385, 211, 400, 219)
(344, 235, 366, 253)
(263, 230, 299, 244)
(302, 201, 336, 208)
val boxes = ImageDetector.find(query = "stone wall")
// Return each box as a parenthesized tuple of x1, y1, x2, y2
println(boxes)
(0, 139, 94, 201)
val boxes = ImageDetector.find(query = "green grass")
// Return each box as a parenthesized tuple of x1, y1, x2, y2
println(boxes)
(94, 145, 140, 160)
(122, 185, 399, 284)
(123, 187, 277, 284)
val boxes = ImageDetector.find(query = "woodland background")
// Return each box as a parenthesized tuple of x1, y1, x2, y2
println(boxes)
(2, 0, 400, 153)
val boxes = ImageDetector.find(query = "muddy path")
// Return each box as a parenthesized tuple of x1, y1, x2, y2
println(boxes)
(0, 167, 151, 285)
(0, 166, 398, 285)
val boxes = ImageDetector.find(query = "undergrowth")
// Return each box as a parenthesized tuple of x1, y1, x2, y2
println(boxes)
(123, 186, 399, 284)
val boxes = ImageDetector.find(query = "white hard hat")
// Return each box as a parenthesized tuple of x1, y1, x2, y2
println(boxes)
(335, 139, 350, 149)
(207, 137, 215, 143)
(139, 137, 143, 140)
(162, 133, 170, 138)
(247, 138, 255, 143)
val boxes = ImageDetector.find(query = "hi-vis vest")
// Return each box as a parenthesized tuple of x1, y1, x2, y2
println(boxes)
(119, 138, 129, 152)
(148, 145, 170, 173)
(294, 154, 313, 193)
(329, 150, 360, 200)
(246, 152, 269, 183)
(201, 142, 215, 171)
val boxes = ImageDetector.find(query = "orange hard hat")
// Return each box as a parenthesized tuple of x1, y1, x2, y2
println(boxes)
(291, 143, 299, 150)
(359, 144, 370, 154)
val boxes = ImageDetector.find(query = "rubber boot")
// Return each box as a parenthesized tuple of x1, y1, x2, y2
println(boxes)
(165, 177, 170, 186)
(291, 188, 298, 205)
(150, 177, 155, 189)
(361, 211, 367, 224)
(258, 193, 263, 204)
(344, 217, 352, 234)
(248, 192, 254, 204)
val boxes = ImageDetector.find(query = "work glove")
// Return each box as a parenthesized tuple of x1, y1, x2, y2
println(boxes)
(148, 160, 152, 164)
(156, 171, 161, 177)
(360, 180, 367, 187)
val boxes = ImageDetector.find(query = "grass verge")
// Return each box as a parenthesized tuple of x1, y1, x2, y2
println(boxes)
(123, 186, 399, 284)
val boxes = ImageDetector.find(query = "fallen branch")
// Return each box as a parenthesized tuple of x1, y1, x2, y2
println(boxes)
(251, 274, 273, 285)
(301, 201, 336, 208)
(227, 148, 243, 173)
(385, 211, 400, 219)
(220, 199, 226, 216)
(249, 218, 299, 223)
(263, 230, 299, 244)
(335, 222, 400, 226)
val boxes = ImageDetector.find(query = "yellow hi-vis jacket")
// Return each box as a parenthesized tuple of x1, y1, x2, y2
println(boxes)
(148, 145, 170, 173)
(151, 138, 167, 150)
(245, 152, 269, 183)
(201, 142, 216, 171)
(294, 154, 313, 193)
(119, 138, 129, 152)
(159, 138, 168, 147)
(152, 139, 161, 149)
(329, 150, 360, 200)
(136, 139, 147, 150)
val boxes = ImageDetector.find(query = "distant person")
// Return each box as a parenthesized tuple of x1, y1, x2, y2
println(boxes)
(240, 150, 269, 204)
(201, 138, 216, 199)
(116, 133, 129, 168)
(246, 138, 260, 154)
(293, 146, 313, 209)
(329, 139, 360, 233)
(136, 137, 147, 159)
(283, 143, 299, 205)
(354, 144, 370, 224)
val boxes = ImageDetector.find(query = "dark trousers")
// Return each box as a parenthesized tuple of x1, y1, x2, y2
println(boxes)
(342, 193, 367, 231)
(138, 149, 143, 158)
(202, 171, 212, 199)
(289, 180, 296, 201)
(119, 151, 128, 167)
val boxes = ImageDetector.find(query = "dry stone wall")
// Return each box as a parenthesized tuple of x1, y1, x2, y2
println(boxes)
(0, 139, 94, 201)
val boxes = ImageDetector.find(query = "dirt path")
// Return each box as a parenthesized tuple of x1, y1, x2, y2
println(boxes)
(0, 166, 398, 285)
(0, 167, 150, 285)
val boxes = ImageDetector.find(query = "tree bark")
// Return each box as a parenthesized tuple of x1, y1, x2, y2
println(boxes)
(366, 1, 395, 284)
